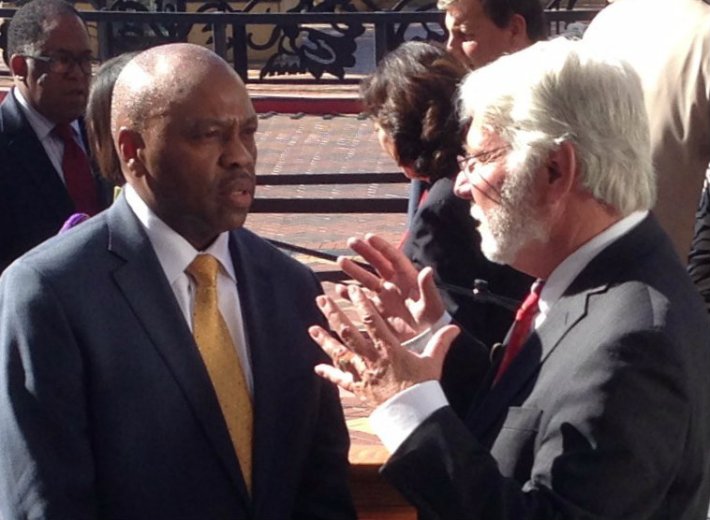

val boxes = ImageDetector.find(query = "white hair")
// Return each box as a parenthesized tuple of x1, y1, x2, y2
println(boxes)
(458, 37, 656, 215)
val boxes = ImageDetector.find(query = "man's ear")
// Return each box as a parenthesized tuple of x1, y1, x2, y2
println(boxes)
(544, 140, 577, 202)
(9, 54, 28, 79)
(508, 14, 530, 52)
(117, 127, 146, 179)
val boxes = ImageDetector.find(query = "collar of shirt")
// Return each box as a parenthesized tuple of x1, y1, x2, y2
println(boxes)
(123, 184, 236, 285)
(535, 210, 648, 328)
(13, 87, 81, 142)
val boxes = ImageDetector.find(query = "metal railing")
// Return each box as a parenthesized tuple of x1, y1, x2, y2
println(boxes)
(0, 7, 600, 84)
(0, 4, 601, 278)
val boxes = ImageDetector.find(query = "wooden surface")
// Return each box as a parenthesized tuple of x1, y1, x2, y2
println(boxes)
(343, 391, 417, 520)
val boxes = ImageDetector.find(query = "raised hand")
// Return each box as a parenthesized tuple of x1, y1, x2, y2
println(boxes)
(336, 234, 447, 337)
(310, 284, 460, 406)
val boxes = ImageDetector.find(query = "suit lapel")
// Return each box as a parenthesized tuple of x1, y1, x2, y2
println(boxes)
(106, 197, 248, 500)
(228, 232, 284, 506)
(1, 92, 74, 218)
(465, 215, 666, 439)
(467, 287, 595, 438)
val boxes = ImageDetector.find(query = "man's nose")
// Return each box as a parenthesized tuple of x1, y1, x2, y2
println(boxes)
(453, 170, 473, 200)
(445, 33, 458, 56)
(222, 135, 255, 170)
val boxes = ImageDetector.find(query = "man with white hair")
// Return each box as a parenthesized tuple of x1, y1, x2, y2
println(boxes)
(310, 38, 710, 519)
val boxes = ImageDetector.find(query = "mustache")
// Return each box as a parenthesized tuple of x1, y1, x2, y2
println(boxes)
(470, 169, 505, 207)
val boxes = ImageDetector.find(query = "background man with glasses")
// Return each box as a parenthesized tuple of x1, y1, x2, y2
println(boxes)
(0, 0, 111, 272)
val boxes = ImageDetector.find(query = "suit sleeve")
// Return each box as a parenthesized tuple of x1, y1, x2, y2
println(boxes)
(0, 262, 98, 519)
(291, 272, 357, 520)
(381, 330, 692, 520)
(688, 180, 710, 313)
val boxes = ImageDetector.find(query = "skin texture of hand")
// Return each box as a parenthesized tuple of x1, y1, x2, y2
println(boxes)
(336, 234, 447, 335)
(310, 284, 461, 406)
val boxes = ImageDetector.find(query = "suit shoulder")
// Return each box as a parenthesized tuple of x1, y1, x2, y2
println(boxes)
(231, 227, 318, 279)
(6, 214, 110, 278)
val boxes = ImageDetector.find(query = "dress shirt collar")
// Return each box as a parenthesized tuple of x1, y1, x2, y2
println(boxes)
(124, 184, 236, 285)
(13, 87, 81, 141)
(536, 210, 648, 325)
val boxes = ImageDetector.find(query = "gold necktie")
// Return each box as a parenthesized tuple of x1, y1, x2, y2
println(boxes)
(187, 254, 253, 492)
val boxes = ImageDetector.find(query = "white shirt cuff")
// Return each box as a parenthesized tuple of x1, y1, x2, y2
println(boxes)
(401, 311, 453, 354)
(369, 380, 448, 453)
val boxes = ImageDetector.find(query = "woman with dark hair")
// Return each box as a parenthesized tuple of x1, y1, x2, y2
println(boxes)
(361, 40, 532, 349)
(86, 52, 139, 187)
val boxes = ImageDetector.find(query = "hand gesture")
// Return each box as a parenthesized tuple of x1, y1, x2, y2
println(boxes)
(336, 234, 446, 338)
(310, 284, 460, 406)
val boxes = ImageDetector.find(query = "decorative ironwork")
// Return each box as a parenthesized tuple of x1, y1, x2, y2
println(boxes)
(104, 0, 445, 81)
(195, 0, 364, 80)
(0, 2, 601, 82)
(105, 0, 193, 54)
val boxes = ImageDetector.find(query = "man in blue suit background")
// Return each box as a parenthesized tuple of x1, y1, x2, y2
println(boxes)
(0, 43, 355, 520)
(0, 0, 111, 271)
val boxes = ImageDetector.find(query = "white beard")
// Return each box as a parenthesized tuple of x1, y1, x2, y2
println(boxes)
(470, 167, 549, 265)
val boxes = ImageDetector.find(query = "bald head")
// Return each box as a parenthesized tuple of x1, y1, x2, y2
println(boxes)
(112, 43, 246, 136)
(111, 42, 258, 249)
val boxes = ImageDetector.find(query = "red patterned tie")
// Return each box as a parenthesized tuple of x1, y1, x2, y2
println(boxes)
(493, 280, 544, 385)
(54, 123, 100, 216)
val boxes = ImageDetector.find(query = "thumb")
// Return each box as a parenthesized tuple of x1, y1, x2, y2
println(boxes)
(422, 324, 460, 365)
(417, 267, 446, 325)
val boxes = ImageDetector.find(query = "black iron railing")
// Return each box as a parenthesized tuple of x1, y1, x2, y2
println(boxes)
(0, 7, 600, 84)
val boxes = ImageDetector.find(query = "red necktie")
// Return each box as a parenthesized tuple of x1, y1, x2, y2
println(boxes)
(493, 280, 544, 384)
(54, 123, 101, 216)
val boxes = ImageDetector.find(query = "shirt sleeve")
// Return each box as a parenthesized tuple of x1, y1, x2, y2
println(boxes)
(369, 380, 449, 453)
(401, 311, 452, 354)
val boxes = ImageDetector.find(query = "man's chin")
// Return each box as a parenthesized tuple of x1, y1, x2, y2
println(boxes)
(480, 233, 517, 266)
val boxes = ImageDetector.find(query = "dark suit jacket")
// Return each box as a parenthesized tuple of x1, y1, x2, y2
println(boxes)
(384, 215, 710, 519)
(0, 195, 356, 520)
(0, 89, 111, 272)
(402, 176, 533, 348)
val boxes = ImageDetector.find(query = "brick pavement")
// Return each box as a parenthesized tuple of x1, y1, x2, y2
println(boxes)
(249, 112, 409, 277)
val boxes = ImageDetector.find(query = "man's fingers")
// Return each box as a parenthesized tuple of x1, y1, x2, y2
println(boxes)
(422, 324, 460, 365)
(333, 282, 351, 302)
(416, 267, 446, 325)
(314, 296, 379, 359)
(309, 325, 351, 360)
(337, 257, 383, 292)
(365, 234, 420, 298)
(346, 237, 396, 280)
(348, 285, 402, 357)
(314, 363, 356, 393)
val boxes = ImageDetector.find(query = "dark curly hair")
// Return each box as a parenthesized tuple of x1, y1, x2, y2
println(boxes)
(361, 41, 467, 182)
(7, 0, 81, 58)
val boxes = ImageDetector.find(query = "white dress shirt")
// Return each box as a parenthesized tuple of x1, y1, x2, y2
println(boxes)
(370, 210, 649, 453)
(124, 184, 253, 394)
(13, 88, 86, 184)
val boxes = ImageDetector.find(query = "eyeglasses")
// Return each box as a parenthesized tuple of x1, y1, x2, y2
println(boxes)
(22, 52, 98, 75)
(456, 145, 509, 174)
